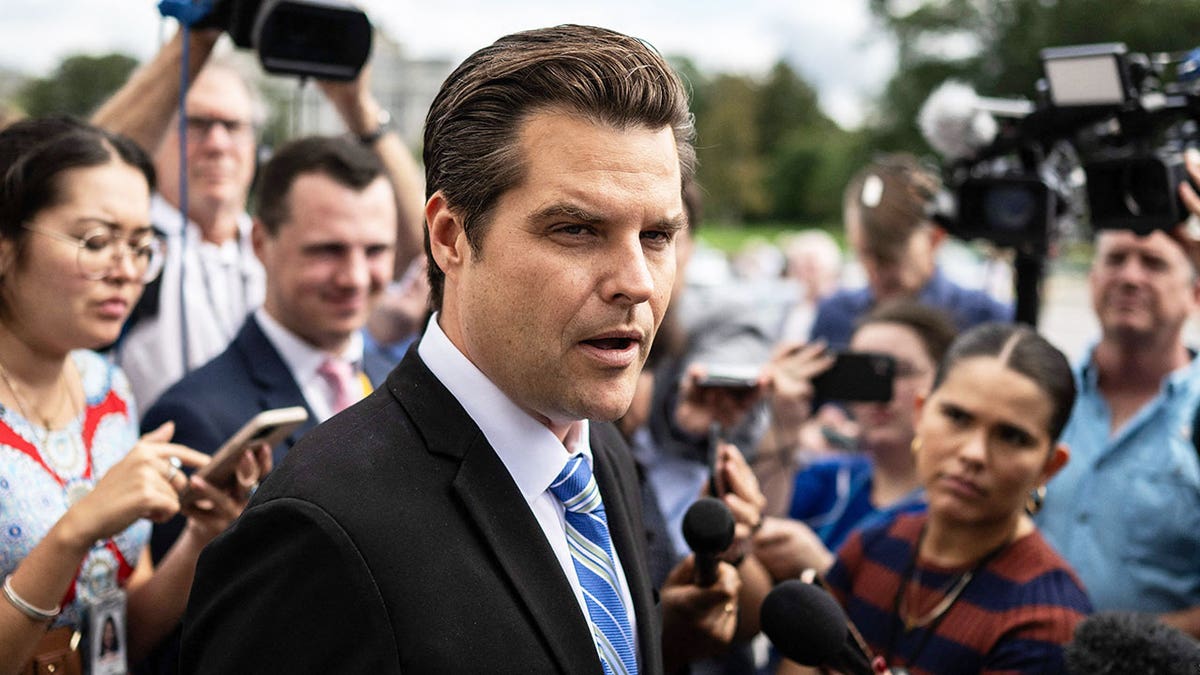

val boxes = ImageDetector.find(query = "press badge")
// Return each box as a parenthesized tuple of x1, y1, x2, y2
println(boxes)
(86, 589, 128, 675)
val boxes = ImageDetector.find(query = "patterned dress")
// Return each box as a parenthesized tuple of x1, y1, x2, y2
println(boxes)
(0, 350, 147, 629)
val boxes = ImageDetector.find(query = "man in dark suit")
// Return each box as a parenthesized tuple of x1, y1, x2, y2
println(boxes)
(142, 134, 399, 561)
(180, 24, 739, 674)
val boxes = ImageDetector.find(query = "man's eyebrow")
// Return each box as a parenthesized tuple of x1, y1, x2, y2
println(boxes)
(530, 203, 605, 224)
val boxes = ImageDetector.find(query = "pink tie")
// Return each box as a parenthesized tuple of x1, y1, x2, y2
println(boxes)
(318, 357, 357, 414)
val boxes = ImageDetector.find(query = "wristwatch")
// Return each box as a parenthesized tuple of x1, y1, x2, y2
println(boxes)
(358, 108, 392, 145)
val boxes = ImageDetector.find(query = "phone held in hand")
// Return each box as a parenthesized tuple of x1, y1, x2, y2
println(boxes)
(811, 352, 896, 403)
(185, 406, 308, 502)
(695, 363, 761, 392)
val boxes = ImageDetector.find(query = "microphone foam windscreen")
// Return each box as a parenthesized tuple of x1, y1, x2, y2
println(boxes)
(681, 497, 735, 555)
(760, 579, 849, 667)
(1065, 611, 1200, 675)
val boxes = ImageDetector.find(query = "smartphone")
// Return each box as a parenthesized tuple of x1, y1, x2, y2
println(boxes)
(811, 351, 896, 403)
(694, 363, 761, 391)
(187, 406, 309, 498)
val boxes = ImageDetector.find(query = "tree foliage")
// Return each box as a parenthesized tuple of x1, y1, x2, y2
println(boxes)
(679, 57, 862, 225)
(18, 53, 138, 119)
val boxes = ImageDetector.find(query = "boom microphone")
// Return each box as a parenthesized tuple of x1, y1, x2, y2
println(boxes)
(681, 497, 734, 587)
(1065, 611, 1200, 675)
(760, 579, 874, 675)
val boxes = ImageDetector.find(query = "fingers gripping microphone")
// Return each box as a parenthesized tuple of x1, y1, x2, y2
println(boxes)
(681, 497, 735, 586)
(760, 580, 873, 675)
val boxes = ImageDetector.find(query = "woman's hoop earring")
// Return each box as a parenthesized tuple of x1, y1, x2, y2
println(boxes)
(1025, 485, 1046, 515)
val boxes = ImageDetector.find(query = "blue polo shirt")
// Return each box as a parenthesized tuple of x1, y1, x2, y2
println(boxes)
(808, 267, 1012, 349)
(1036, 348, 1200, 612)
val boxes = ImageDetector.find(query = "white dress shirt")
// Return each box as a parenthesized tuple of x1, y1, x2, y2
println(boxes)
(255, 308, 365, 423)
(417, 314, 638, 641)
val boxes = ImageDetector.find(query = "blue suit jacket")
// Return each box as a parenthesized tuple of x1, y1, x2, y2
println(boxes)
(141, 315, 395, 563)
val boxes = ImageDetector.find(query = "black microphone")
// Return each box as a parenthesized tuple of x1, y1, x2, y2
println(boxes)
(681, 497, 734, 586)
(1065, 611, 1200, 675)
(760, 579, 874, 675)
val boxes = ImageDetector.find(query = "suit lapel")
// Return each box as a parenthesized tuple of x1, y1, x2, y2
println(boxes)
(388, 353, 602, 675)
(235, 318, 318, 460)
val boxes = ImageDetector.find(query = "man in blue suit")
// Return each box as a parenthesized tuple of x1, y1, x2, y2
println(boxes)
(141, 135, 399, 568)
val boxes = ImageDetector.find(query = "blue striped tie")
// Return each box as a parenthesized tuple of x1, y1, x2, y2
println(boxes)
(549, 455, 638, 675)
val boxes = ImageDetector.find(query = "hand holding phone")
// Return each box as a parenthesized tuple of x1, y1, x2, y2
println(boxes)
(185, 406, 308, 502)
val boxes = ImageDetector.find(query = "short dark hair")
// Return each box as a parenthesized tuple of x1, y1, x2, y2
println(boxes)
(421, 24, 696, 310)
(254, 135, 386, 234)
(843, 153, 940, 261)
(856, 300, 958, 367)
(0, 115, 155, 247)
(933, 322, 1077, 443)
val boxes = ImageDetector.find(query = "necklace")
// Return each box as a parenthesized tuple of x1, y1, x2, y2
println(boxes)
(0, 357, 85, 475)
(884, 521, 1014, 667)
(900, 566, 975, 631)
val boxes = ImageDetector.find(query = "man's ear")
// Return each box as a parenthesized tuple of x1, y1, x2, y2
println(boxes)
(425, 191, 467, 279)
(250, 219, 270, 265)
(927, 223, 948, 251)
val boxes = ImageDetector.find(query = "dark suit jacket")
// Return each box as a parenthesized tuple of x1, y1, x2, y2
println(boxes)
(141, 316, 393, 564)
(179, 350, 662, 674)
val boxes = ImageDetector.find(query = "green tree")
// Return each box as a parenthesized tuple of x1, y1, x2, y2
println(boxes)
(19, 53, 138, 119)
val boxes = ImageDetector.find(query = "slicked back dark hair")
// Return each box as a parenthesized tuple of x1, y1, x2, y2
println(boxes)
(932, 322, 1077, 443)
(0, 115, 155, 248)
(255, 135, 386, 235)
(421, 24, 696, 310)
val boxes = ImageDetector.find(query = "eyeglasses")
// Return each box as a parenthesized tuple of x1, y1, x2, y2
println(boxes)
(184, 115, 256, 142)
(23, 225, 165, 283)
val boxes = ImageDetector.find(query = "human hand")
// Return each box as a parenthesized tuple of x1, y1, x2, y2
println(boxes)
(707, 441, 767, 562)
(752, 516, 834, 582)
(674, 364, 768, 436)
(766, 341, 836, 435)
(181, 442, 272, 546)
(61, 422, 211, 549)
(660, 555, 742, 669)
(316, 64, 384, 138)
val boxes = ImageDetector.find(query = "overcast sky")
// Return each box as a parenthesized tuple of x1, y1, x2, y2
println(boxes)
(1, 0, 897, 128)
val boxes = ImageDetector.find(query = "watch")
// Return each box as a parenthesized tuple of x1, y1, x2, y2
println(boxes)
(357, 108, 392, 145)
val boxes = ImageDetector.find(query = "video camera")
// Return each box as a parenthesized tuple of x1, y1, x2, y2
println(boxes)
(923, 43, 1200, 254)
(198, 0, 372, 81)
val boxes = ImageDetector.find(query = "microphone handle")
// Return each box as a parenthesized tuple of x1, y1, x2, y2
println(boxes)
(694, 552, 719, 586)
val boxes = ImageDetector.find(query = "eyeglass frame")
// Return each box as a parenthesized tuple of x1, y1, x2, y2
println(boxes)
(183, 115, 258, 143)
(21, 223, 165, 283)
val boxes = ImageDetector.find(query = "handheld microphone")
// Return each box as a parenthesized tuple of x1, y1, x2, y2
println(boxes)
(681, 497, 734, 587)
(1065, 611, 1200, 675)
(760, 579, 874, 675)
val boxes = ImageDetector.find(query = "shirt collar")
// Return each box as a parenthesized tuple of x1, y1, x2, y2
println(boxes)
(417, 313, 591, 503)
(254, 307, 364, 387)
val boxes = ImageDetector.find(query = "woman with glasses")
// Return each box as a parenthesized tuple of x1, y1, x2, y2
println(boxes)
(753, 301, 957, 579)
(0, 117, 268, 674)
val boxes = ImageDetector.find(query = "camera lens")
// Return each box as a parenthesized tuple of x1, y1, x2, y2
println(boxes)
(983, 185, 1038, 232)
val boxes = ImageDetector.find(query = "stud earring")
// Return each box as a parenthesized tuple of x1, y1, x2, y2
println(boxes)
(910, 437, 923, 455)
(1025, 485, 1046, 515)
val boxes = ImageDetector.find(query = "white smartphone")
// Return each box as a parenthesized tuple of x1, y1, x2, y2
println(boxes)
(186, 406, 308, 499)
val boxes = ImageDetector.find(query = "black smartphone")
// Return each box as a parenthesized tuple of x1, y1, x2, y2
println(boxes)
(811, 351, 896, 403)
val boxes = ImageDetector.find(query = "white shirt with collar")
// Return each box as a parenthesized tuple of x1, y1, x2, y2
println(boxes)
(417, 314, 638, 642)
(117, 195, 265, 410)
(255, 307, 365, 423)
